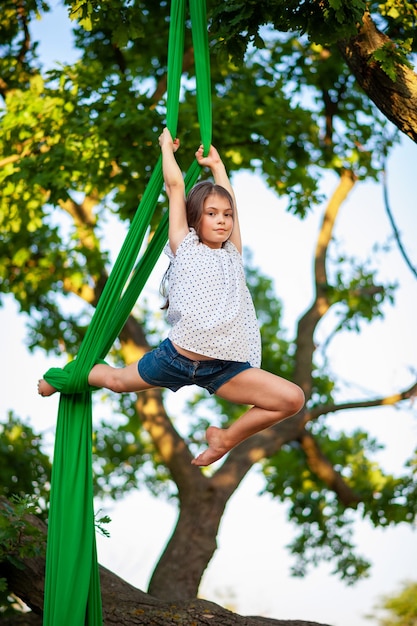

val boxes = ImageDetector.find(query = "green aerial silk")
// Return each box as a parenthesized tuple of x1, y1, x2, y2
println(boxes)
(42, 1, 211, 623)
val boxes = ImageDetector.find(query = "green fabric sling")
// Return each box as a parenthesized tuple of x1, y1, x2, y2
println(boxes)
(42, 1, 211, 623)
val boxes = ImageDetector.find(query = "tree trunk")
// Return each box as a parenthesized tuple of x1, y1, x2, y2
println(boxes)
(142, 404, 308, 601)
(147, 478, 228, 599)
(0, 500, 332, 626)
(338, 12, 417, 143)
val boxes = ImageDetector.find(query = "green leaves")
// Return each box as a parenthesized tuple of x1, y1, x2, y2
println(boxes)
(327, 257, 396, 333)
(210, 0, 368, 53)
(376, 0, 417, 49)
(262, 426, 417, 582)
(369, 580, 417, 626)
(0, 494, 46, 615)
(0, 413, 51, 509)
(372, 39, 414, 82)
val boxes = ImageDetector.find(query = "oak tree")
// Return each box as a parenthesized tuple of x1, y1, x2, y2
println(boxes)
(1, 0, 416, 622)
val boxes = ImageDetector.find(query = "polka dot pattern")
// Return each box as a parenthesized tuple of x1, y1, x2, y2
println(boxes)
(164, 229, 261, 367)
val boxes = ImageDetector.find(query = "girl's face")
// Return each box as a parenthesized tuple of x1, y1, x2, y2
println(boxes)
(197, 194, 234, 249)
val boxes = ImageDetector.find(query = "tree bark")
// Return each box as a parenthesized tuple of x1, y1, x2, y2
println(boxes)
(338, 12, 417, 143)
(0, 500, 332, 626)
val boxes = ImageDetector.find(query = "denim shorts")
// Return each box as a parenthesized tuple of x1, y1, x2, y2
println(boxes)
(138, 338, 252, 394)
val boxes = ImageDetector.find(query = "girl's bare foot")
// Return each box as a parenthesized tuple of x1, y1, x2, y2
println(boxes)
(191, 426, 229, 467)
(38, 379, 57, 397)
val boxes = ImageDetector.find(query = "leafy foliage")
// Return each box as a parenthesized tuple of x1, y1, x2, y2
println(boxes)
(368, 580, 417, 626)
(0, 413, 51, 514)
(327, 251, 396, 332)
(262, 425, 417, 580)
(0, 495, 45, 615)
(372, 39, 414, 81)
(209, 0, 417, 60)
(209, 0, 368, 57)
(375, 0, 417, 50)
(92, 407, 172, 498)
(0, 414, 50, 612)
(1, 0, 396, 351)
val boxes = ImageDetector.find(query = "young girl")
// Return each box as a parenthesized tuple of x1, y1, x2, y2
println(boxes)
(38, 128, 304, 466)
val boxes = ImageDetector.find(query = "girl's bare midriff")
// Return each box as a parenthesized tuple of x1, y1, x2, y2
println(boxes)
(172, 342, 216, 361)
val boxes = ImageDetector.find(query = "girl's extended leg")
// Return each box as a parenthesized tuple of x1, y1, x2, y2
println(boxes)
(38, 361, 154, 396)
(88, 361, 155, 393)
(191, 368, 304, 466)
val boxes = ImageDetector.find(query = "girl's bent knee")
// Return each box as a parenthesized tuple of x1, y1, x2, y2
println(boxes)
(288, 385, 305, 414)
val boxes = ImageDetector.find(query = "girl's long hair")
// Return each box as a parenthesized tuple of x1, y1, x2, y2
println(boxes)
(160, 182, 234, 309)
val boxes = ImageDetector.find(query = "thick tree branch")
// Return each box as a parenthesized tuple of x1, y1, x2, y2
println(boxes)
(0, 138, 50, 169)
(318, 47, 347, 147)
(294, 170, 357, 396)
(0, 152, 21, 168)
(299, 431, 360, 507)
(0, 1, 32, 101)
(1, 614, 42, 625)
(338, 12, 417, 143)
(135, 387, 199, 487)
(0, 76, 8, 99)
(214, 412, 307, 487)
(309, 379, 417, 420)
(57, 193, 110, 303)
(15, 0, 31, 64)
(150, 47, 195, 107)
(216, 414, 360, 510)
(58, 193, 99, 229)
(0, 500, 331, 626)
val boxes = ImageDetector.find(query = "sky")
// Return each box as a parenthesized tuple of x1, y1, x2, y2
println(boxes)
(1, 2, 417, 625)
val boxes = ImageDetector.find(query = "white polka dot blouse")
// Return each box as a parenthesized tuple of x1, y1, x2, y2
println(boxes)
(164, 229, 261, 367)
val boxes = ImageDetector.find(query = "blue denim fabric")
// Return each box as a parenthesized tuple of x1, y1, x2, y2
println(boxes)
(138, 338, 252, 394)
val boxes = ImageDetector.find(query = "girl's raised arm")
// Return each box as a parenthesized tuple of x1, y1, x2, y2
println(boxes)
(159, 128, 188, 254)
(195, 145, 242, 254)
